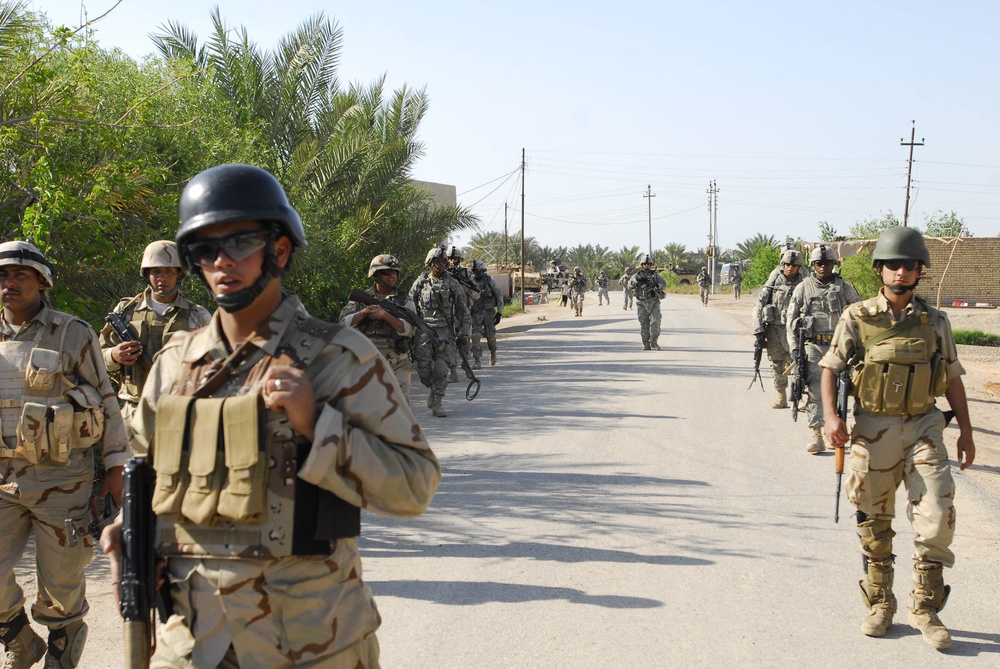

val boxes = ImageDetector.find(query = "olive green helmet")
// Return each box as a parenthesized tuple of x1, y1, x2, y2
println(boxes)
(871, 227, 931, 268)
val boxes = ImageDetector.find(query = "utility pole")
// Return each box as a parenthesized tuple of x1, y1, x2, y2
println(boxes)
(707, 180, 719, 292)
(900, 120, 924, 227)
(520, 148, 526, 310)
(643, 185, 655, 256)
(504, 202, 508, 266)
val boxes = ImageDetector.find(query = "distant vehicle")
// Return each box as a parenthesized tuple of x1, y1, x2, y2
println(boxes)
(668, 266, 698, 286)
(718, 262, 744, 285)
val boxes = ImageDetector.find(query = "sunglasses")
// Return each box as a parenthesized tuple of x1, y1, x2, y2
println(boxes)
(813, 260, 835, 267)
(883, 259, 919, 272)
(376, 269, 398, 277)
(186, 230, 269, 267)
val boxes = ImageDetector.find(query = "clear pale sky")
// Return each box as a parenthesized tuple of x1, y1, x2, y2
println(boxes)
(32, 0, 1000, 254)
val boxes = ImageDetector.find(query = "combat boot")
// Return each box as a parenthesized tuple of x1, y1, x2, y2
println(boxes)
(489, 347, 497, 367)
(43, 621, 87, 669)
(426, 393, 434, 408)
(806, 427, 826, 453)
(859, 559, 896, 637)
(0, 610, 46, 669)
(429, 394, 447, 418)
(448, 367, 459, 383)
(908, 563, 952, 650)
(651, 340, 661, 351)
(642, 342, 651, 350)
(472, 358, 481, 370)
(772, 389, 788, 409)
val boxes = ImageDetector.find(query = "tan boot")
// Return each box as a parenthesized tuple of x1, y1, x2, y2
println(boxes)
(426, 393, 435, 408)
(859, 561, 896, 637)
(651, 341, 661, 351)
(772, 389, 788, 409)
(806, 427, 826, 453)
(430, 394, 447, 418)
(908, 564, 952, 649)
(1, 611, 46, 669)
(490, 350, 497, 367)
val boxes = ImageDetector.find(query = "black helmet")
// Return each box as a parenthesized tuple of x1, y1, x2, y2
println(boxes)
(177, 164, 306, 258)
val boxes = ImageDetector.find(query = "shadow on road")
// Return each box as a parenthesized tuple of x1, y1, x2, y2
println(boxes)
(370, 579, 665, 609)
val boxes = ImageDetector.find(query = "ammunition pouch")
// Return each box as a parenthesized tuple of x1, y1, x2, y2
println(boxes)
(762, 303, 779, 325)
(851, 336, 947, 416)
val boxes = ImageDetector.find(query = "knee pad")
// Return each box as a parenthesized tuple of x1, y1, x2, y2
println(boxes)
(856, 514, 895, 561)
(47, 621, 88, 669)
(0, 609, 30, 644)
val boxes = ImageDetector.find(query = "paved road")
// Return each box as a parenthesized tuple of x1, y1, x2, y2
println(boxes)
(15, 294, 1000, 667)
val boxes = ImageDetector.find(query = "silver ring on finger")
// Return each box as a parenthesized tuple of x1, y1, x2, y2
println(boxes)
(275, 379, 283, 392)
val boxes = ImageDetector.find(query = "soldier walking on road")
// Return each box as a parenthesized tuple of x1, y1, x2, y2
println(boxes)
(620, 267, 634, 310)
(340, 254, 417, 401)
(568, 267, 587, 317)
(820, 227, 975, 650)
(446, 246, 477, 384)
(732, 264, 743, 300)
(752, 248, 804, 408)
(595, 271, 610, 306)
(629, 254, 667, 350)
(470, 260, 504, 368)
(786, 245, 861, 453)
(696, 266, 711, 306)
(411, 246, 471, 417)
(0, 242, 130, 669)
(101, 164, 440, 668)
(100, 240, 211, 439)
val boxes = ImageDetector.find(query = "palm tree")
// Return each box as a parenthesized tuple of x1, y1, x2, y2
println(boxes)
(736, 233, 778, 261)
(660, 242, 689, 271)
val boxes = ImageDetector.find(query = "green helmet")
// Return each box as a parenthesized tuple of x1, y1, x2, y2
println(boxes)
(871, 227, 931, 268)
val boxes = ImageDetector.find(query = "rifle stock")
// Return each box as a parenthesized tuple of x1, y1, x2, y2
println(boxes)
(834, 370, 851, 523)
(120, 458, 156, 669)
(106, 312, 153, 373)
(790, 325, 807, 422)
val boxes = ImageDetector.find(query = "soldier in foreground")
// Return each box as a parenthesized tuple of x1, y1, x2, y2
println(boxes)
(568, 267, 587, 317)
(411, 245, 470, 417)
(695, 266, 711, 306)
(340, 254, 416, 400)
(820, 227, 974, 650)
(0, 242, 130, 669)
(620, 267, 634, 310)
(595, 271, 610, 306)
(630, 254, 666, 350)
(100, 240, 211, 437)
(752, 248, 804, 408)
(100, 164, 440, 667)
(786, 244, 861, 453)
(469, 260, 504, 368)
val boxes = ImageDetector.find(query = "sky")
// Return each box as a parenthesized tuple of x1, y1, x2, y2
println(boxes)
(31, 0, 1000, 256)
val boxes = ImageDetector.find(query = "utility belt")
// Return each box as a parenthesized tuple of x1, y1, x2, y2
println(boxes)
(0, 392, 105, 464)
(809, 334, 833, 344)
(151, 393, 267, 526)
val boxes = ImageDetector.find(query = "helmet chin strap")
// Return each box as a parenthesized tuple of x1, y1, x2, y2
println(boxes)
(197, 235, 282, 313)
(151, 283, 180, 300)
(886, 279, 920, 295)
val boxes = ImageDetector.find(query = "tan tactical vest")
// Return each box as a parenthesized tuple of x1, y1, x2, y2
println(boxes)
(796, 277, 852, 338)
(343, 288, 410, 362)
(849, 297, 948, 416)
(760, 270, 802, 326)
(0, 313, 104, 463)
(151, 315, 360, 559)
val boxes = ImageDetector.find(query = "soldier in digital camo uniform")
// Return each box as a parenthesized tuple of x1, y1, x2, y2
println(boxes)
(410, 245, 470, 418)
(785, 244, 860, 454)
(595, 271, 610, 306)
(752, 248, 804, 409)
(821, 227, 974, 651)
(101, 164, 440, 669)
(469, 260, 504, 369)
(629, 254, 667, 351)
(100, 240, 212, 438)
(445, 246, 477, 384)
(340, 254, 416, 401)
(568, 267, 587, 317)
(619, 267, 634, 310)
(695, 266, 711, 306)
(0, 242, 130, 669)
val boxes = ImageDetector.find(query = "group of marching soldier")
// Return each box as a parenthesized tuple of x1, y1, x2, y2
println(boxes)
(752, 229, 975, 650)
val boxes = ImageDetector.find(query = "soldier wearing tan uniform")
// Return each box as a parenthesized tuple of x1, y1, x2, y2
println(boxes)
(100, 240, 211, 437)
(101, 164, 440, 668)
(340, 254, 416, 400)
(820, 227, 975, 650)
(0, 242, 130, 669)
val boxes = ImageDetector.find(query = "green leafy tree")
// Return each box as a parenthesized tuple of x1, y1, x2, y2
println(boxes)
(848, 211, 899, 240)
(660, 242, 689, 271)
(818, 221, 841, 241)
(736, 233, 777, 261)
(838, 249, 881, 299)
(743, 245, 781, 291)
(566, 244, 611, 281)
(922, 210, 970, 237)
(606, 245, 641, 278)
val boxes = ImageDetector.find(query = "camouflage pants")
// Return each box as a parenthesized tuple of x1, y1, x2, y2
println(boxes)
(470, 311, 497, 363)
(572, 292, 585, 314)
(0, 451, 94, 627)
(152, 552, 381, 669)
(764, 324, 790, 391)
(847, 408, 956, 567)
(802, 342, 827, 429)
(414, 327, 454, 396)
(388, 356, 413, 403)
(699, 285, 710, 305)
(623, 288, 633, 309)
(636, 298, 662, 344)
(597, 287, 609, 304)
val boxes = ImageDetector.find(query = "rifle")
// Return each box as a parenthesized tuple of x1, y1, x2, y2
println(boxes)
(790, 325, 807, 422)
(347, 289, 443, 342)
(748, 332, 765, 391)
(446, 266, 480, 294)
(105, 312, 153, 373)
(834, 370, 851, 523)
(120, 457, 157, 669)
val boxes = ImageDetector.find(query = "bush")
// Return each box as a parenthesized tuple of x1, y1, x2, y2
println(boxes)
(743, 246, 780, 291)
(503, 296, 526, 317)
(839, 249, 881, 299)
(953, 330, 1000, 347)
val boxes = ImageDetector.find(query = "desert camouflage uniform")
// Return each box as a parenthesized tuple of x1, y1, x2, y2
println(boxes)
(131, 294, 440, 669)
(568, 273, 587, 316)
(339, 286, 416, 399)
(100, 287, 211, 436)
(595, 274, 610, 305)
(0, 307, 130, 638)
(410, 272, 470, 397)
(786, 274, 861, 430)
(470, 272, 504, 367)
(820, 293, 962, 632)
(620, 271, 634, 309)
(752, 266, 803, 392)
(629, 268, 666, 348)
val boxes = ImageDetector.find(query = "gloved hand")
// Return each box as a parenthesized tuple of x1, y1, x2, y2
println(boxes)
(457, 335, 468, 348)
(755, 332, 766, 348)
(493, 311, 502, 326)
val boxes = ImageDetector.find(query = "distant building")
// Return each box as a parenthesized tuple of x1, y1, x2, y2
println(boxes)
(413, 180, 457, 207)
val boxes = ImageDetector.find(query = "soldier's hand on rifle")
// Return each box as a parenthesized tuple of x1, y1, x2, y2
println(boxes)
(263, 367, 316, 442)
(101, 465, 125, 506)
(825, 416, 849, 449)
(99, 520, 124, 608)
(112, 340, 143, 367)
